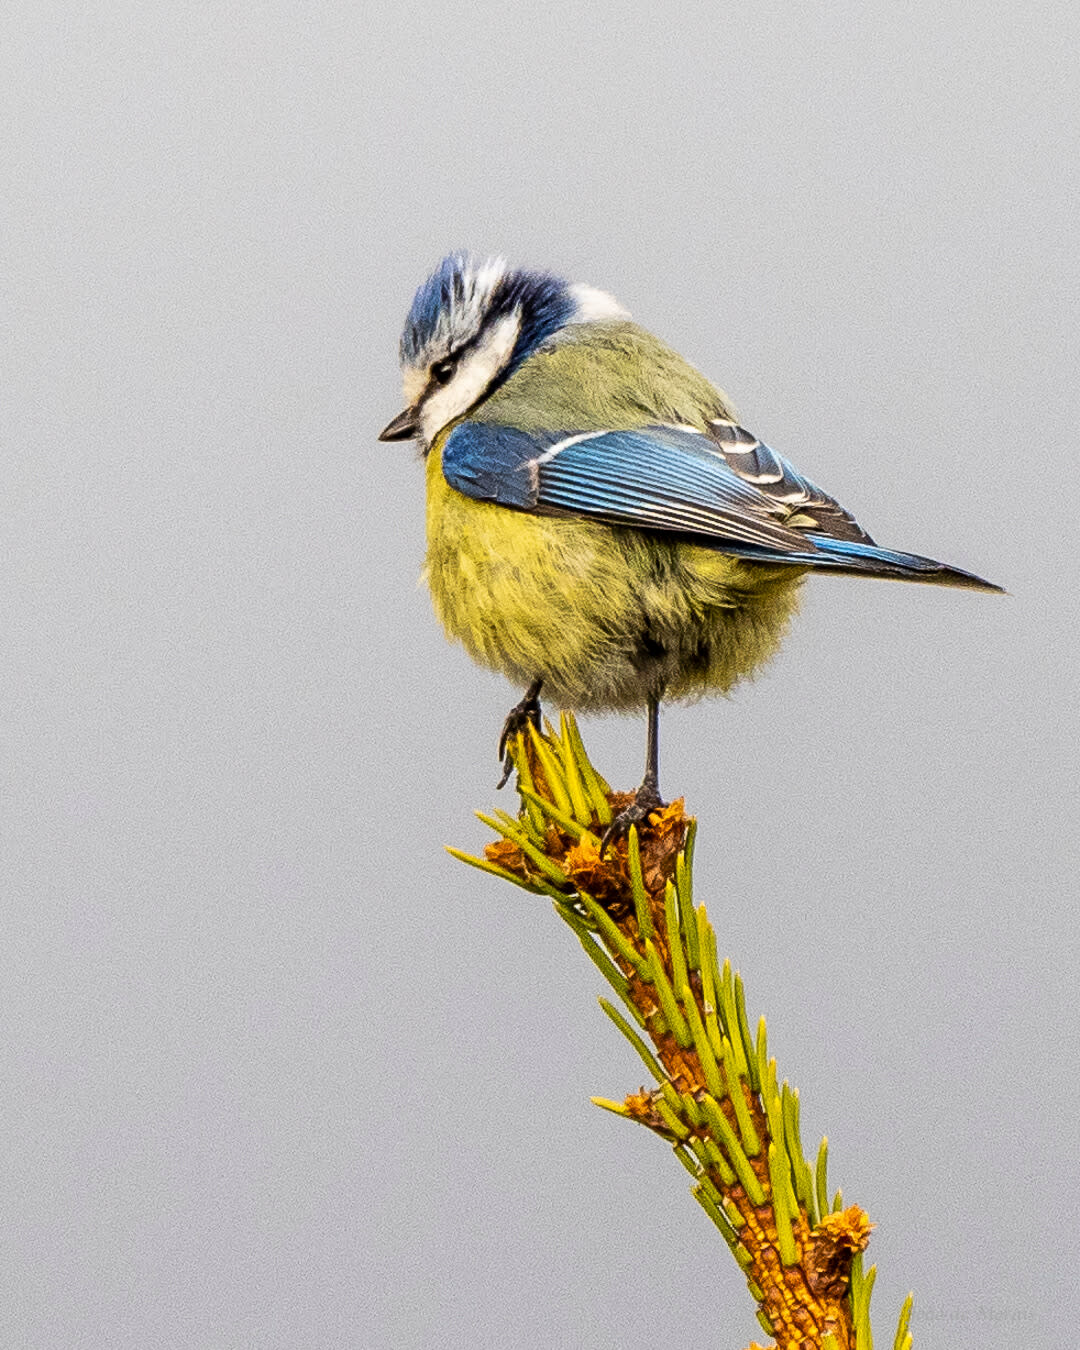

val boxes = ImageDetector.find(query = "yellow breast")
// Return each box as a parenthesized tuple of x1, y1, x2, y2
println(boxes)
(423, 444, 805, 711)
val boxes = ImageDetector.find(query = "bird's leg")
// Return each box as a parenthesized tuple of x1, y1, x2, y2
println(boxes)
(497, 677, 544, 788)
(640, 691, 663, 807)
(601, 694, 667, 849)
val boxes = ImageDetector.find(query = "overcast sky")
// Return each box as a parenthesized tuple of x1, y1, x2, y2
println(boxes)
(4, 2, 1078, 1347)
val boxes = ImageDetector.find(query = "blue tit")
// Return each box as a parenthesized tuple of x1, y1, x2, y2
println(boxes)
(380, 253, 1000, 832)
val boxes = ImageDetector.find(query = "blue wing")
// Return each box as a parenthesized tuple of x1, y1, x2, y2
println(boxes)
(440, 418, 1002, 590)
(442, 420, 818, 553)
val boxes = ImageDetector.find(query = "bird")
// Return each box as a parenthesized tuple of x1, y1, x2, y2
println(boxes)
(380, 252, 1001, 838)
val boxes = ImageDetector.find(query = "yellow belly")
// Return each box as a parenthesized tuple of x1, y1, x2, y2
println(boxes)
(424, 446, 805, 711)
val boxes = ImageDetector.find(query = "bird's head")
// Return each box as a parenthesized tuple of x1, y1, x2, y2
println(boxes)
(379, 252, 628, 446)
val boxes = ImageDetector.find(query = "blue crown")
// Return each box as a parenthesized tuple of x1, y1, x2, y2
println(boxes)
(400, 253, 579, 375)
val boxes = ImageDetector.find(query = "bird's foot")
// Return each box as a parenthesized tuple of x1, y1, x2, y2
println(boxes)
(496, 684, 543, 788)
(600, 780, 666, 853)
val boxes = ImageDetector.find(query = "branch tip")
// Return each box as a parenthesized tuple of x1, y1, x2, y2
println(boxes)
(453, 714, 894, 1350)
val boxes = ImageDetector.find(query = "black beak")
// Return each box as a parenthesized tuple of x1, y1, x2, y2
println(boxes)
(378, 407, 420, 441)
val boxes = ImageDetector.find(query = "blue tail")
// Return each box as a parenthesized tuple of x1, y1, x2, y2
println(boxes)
(803, 534, 1002, 591)
(723, 533, 1003, 592)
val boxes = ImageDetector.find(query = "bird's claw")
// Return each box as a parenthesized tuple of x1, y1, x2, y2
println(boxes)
(600, 782, 666, 853)
(496, 687, 543, 788)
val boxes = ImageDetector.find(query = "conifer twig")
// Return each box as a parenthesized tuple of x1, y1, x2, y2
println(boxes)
(451, 714, 913, 1350)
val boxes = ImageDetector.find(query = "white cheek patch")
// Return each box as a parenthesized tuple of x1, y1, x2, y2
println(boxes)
(419, 312, 522, 444)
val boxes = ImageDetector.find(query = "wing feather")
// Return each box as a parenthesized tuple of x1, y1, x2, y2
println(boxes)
(706, 419, 876, 544)
(442, 421, 817, 553)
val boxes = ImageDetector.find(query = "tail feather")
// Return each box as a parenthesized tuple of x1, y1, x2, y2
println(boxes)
(712, 532, 1003, 592)
(800, 534, 1004, 592)
(777, 531, 1004, 591)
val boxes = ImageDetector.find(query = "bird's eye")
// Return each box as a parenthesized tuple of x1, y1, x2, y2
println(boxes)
(431, 357, 456, 385)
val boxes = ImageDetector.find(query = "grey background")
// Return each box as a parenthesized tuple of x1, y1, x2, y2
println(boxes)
(4, 1, 1077, 1347)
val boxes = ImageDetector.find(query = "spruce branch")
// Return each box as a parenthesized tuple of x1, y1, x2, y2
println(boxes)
(451, 715, 913, 1350)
